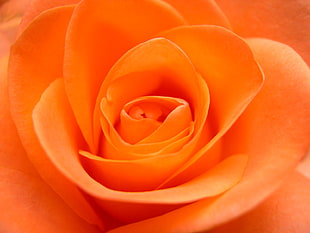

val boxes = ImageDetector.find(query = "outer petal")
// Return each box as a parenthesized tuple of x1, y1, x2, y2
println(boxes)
(0, 168, 102, 233)
(17, 0, 80, 34)
(160, 25, 263, 186)
(0, 58, 100, 233)
(298, 149, 310, 179)
(0, 56, 35, 176)
(210, 172, 310, 233)
(0, 0, 28, 56)
(32, 77, 246, 223)
(215, 0, 310, 66)
(8, 6, 103, 227)
(102, 38, 310, 233)
(64, 0, 186, 150)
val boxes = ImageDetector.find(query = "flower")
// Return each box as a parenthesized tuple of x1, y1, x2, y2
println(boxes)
(1, 0, 310, 232)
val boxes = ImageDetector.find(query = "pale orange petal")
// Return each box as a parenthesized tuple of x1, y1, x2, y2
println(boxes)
(32, 77, 245, 224)
(0, 167, 102, 233)
(216, 0, 310, 66)
(0, 56, 36, 175)
(64, 0, 186, 151)
(210, 172, 310, 233)
(101, 35, 310, 233)
(8, 6, 103, 227)
(159, 25, 263, 186)
(17, 0, 80, 35)
(297, 149, 310, 179)
(0, 56, 100, 233)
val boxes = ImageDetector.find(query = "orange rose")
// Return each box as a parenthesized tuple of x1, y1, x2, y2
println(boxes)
(1, 0, 310, 232)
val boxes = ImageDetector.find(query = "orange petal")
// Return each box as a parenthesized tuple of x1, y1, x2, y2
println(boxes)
(94, 154, 247, 223)
(0, 56, 36, 175)
(297, 149, 310, 179)
(116, 96, 192, 144)
(163, 0, 231, 28)
(0, 58, 101, 233)
(159, 25, 263, 186)
(17, 0, 80, 35)
(224, 38, 310, 178)
(104, 36, 310, 233)
(216, 0, 310, 66)
(0, 167, 102, 233)
(8, 6, 103, 228)
(210, 172, 310, 233)
(31, 77, 246, 223)
(0, 33, 10, 58)
(98, 38, 209, 160)
(64, 0, 186, 151)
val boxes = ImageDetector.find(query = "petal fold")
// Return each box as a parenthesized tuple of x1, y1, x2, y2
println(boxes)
(8, 6, 103, 227)
(64, 0, 186, 150)
(211, 172, 310, 233)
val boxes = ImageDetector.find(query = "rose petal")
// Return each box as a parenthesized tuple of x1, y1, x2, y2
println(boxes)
(0, 17, 22, 49)
(0, 56, 36, 175)
(64, 0, 186, 151)
(210, 172, 310, 233)
(297, 149, 310, 179)
(98, 35, 310, 233)
(224, 38, 310, 178)
(0, 56, 101, 233)
(32, 78, 246, 223)
(17, 0, 80, 35)
(97, 38, 209, 163)
(0, 167, 102, 233)
(8, 6, 103, 227)
(162, 0, 231, 28)
(0, 33, 10, 58)
(159, 25, 263, 186)
(215, 0, 310, 66)
(116, 96, 192, 144)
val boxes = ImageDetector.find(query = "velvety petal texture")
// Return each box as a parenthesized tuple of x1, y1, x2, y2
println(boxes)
(3, 0, 310, 232)
(100, 38, 310, 233)
(8, 6, 103, 227)
(0, 167, 102, 233)
(210, 172, 310, 233)
(64, 0, 186, 150)
(0, 58, 100, 233)
(162, 0, 231, 28)
(17, 0, 80, 34)
(216, 0, 310, 66)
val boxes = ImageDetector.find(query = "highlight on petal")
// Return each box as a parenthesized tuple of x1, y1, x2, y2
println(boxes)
(216, 0, 310, 66)
(8, 6, 103, 227)
(0, 32, 10, 57)
(64, 0, 186, 151)
(297, 149, 310, 179)
(162, 0, 231, 28)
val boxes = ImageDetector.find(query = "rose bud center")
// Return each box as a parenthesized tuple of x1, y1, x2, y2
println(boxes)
(116, 96, 193, 144)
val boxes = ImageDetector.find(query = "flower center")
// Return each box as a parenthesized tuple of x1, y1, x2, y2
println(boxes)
(115, 96, 192, 144)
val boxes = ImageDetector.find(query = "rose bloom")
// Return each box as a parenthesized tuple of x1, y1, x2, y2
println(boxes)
(1, 0, 310, 232)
